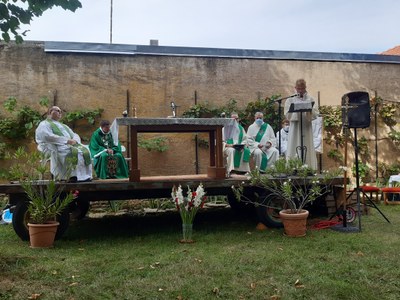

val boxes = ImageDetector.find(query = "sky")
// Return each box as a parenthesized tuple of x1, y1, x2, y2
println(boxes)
(19, 0, 400, 54)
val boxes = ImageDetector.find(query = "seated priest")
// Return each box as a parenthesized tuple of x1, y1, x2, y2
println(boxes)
(223, 112, 250, 176)
(35, 106, 92, 182)
(89, 120, 129, 179)
(247, 112, 279, 172)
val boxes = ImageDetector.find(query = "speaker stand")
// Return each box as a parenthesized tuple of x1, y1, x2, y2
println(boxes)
(331, 127, 360, 233)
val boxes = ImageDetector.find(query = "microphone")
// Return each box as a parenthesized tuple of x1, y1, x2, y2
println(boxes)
(341, 105, 359, 109)
(274, 93, 300, 102)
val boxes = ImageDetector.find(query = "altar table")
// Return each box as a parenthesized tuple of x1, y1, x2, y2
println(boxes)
(116, 118, 234, 182)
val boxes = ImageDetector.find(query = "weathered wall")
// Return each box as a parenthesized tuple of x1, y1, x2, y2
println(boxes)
(1, 41, 399, 177)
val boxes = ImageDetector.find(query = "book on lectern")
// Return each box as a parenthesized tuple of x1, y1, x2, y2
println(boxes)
(288, 101, 314, 113)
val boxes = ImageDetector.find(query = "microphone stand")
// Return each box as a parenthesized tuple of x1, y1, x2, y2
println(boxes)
(273, 94, 297, 156)
(277, 99, 283, 156)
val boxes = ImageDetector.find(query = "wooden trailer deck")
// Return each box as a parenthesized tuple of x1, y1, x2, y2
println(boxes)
(0, 174, 253, 241)
(0, 174, 249, 205)
(0, 173, 346, 241)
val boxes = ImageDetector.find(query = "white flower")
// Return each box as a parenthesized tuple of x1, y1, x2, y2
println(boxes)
(193, 184, 205, 207)
(176, 185, 184, 205)
(186, 186, 193, 202)
(171, 183, 207, 225)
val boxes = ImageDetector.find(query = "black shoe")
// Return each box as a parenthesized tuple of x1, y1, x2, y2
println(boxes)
(68, 176, 78, 183)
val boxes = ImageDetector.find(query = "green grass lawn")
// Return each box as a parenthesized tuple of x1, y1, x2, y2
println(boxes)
(1, 204, 400, 300)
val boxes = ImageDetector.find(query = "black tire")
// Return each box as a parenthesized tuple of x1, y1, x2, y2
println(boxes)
(55, 209, 70, 240)
(12, 201, 30, 241)
(227, 193, 255, 216)
(12, 200, 70, 241)
(256, 194, 286, 228)
(69, 198, 90, 220)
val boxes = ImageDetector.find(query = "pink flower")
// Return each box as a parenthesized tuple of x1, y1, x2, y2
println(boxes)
(73, 190, 80, 198)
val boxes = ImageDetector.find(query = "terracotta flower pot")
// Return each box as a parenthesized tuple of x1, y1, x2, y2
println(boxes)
(28, 221, 60, 248)
(279, 209, 309, 237)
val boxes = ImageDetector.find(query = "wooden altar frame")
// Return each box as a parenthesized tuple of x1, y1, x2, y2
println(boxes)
(116, 118, 233, 182)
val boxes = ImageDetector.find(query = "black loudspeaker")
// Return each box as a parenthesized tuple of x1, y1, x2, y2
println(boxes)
(342, 91, 371, 128)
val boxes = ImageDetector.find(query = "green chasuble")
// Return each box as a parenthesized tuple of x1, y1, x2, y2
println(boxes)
(255, 123, 268, 171)
(226, 124, 250, 168)
(89, 128, 129, 179)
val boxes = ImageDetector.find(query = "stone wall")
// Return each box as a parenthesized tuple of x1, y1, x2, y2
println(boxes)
(1, 41, 399, 177)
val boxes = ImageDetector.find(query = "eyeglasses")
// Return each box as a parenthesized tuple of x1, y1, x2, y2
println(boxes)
(52, 109, 61, 113)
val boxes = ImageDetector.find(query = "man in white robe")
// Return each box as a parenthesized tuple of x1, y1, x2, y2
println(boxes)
(35, 106, 92, 182)
(284, 79, 319, 170)
(247, 112, 279, 172)
(312, 116, 323, 154)
(222, 113, 250, 175)
(276, 119, 290, 157)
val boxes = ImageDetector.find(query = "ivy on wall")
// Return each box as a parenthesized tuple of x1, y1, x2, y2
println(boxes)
(182, 96, 282, 131)
(0, 96, 103, 161)
(0, 97, 43, 141)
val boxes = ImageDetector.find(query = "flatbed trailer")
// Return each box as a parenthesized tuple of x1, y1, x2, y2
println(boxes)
(0, 174, 345, 241)
(0, 174, 254, 241)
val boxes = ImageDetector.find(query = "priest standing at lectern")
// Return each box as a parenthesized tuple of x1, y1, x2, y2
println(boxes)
(284, 79, 319, 170)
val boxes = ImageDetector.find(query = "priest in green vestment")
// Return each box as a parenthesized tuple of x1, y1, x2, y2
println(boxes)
(89, 120, 129, 179)
(223, 112, 250, 176)
(247, 112, 279, 172)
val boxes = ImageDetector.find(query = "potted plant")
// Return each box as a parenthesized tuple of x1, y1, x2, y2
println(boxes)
(22, 180, 77, 248)
(7, 147, 77, 247)
(233, 158, 342, 237)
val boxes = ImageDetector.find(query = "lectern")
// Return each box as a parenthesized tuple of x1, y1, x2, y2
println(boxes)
(288, 101, 314, 164)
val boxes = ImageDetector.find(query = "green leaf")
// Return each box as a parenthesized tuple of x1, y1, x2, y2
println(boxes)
(1, 31, 10, 42)
(0, 3, 9, 19)
(25, 122, 33, 130)
(17, 10, 32, 24)
(39, 96, 49, 107)
(15, 34, 23, 43)
(4, 97, 17, 111)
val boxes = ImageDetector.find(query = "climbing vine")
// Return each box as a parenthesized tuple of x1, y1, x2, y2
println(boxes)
(0, 97, 103, 159)
(181, 96, 281, 130)
(378, 103, 398, 127)
(319, 105, 343, 145)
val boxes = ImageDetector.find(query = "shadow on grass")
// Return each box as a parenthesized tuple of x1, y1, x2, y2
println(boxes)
(65, 206, 257, 241)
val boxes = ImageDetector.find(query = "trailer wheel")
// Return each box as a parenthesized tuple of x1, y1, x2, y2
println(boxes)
(12, 201, 70, 241)
(227, 193, 255, 216)
(256, 195, 286, 228)
(70, 198, 90, 220)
